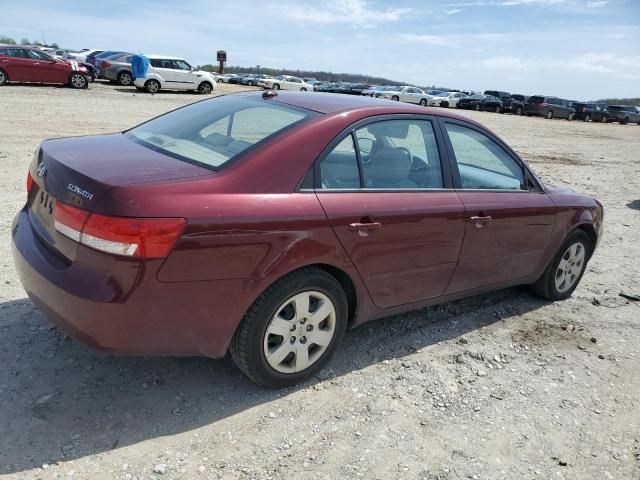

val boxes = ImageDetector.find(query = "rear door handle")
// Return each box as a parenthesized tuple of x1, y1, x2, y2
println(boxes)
(348, 221, 382, 237)
(469, 215, 492, 228)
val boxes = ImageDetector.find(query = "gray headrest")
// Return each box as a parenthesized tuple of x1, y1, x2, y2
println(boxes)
(367, 147, 412, 183)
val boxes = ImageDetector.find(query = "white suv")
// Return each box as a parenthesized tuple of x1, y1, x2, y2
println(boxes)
(258, 75, 313, 91)
(134, 55, 217, 94)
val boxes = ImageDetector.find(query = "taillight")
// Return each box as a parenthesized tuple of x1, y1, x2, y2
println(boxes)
(54, 203, 185, 258)
(27, 171, 34, 194)
(101, 61, 111, 68)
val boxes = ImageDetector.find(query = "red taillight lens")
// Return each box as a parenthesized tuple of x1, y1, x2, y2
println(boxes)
(101, 61, 111, 68)
(54, 203, 185, 258)
(27, 171, 34, 193)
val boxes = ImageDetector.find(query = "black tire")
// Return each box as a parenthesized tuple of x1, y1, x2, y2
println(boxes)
(391, 95, 399, 101)
(441, 101, 449, 108)
(217, 78, 223, 83)
(301, 87, 307, 91)
(530, 230, 592, 301)
(474, 104, 481, 111)
(230, 267, 349, 388)
(546, 110, 554, 119)
(0, 68, 8, 86)
(515, 106, 523, 116)
(495, 105, 502, 113)
(601, 115, 608, 123)
(198, 81, 213, 94)
(419, 99, 427, 106)
(584, 114, 591, 122)
(145, 79, 160, 94)
(272, 83, 280, 90)
(567, 112, 575, 121)
(69, 72, 88, 89)
(117, 71, 133, 86)
(247, 81, 254, 86)
(621, 117, 629, 125)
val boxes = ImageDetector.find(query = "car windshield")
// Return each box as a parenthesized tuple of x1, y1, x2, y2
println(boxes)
(126, 95, 313, 171)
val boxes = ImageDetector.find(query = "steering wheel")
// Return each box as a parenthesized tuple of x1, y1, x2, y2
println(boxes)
(397, 147, 413, 164)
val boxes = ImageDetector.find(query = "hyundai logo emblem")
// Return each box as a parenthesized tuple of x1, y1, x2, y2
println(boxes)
(37, 163, 47, 177)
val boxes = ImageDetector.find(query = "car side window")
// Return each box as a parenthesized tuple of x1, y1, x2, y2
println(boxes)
(173, 60, 191, 70)
(444, 123, 525, 191)
(359, 119, 443, 189)
(319, 135, 361, 190)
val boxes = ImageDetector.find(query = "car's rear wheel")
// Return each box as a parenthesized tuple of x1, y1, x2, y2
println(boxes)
(474, 104, 481, 111)
(301, 87, 307, 91)
(495, 105, 502, 113)
(515, 106, 523, 115)
(567, 112, 575, 121)
(272, 83, 280, 90)
(546, 110, 554, 119)
(530, 230, 591, 301)
(441, 101, 449, 108)
(0, 69, 8, 86)
(391, 95, 399, 101)
(621, 117, 629, 125)
(145, 79, 160, 94)
(198, 81, 213, 94)
(584, 114, 591, 122)
(69, 72, 88, 89)
(118, 71, 133, 86)
(601, 115, 608, 123)
(419, 99, 427, 106)
(230, 267, 348, 387)
(217, 78, 223, 83)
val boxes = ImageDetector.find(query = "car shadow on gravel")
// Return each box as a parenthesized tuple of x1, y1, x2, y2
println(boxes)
(626, 200, 640, 210)
(0, 287, 546, 474)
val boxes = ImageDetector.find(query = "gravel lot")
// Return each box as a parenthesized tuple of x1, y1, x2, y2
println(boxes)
(0, 82, 639, 480)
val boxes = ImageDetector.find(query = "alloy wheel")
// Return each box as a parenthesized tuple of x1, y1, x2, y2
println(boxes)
(555, 242, 585, 293)
(119, 73, 132, 86)
(0, 71, 6, 85)
(70, 73, 86, 89)
(263, 291, 336, 374)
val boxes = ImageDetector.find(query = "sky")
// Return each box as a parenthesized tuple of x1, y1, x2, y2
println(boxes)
(1, 0, 639, 99)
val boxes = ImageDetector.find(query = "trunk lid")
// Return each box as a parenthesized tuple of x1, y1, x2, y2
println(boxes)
(28, 133, 211, 261)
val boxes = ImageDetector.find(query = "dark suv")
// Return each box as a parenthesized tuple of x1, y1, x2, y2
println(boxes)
(606, 105, 640, 125)
(525, 96, 575, 120)
(484, 90, 512, 112)
(572, 102, 609, 122)
(510, 94, 528, 115)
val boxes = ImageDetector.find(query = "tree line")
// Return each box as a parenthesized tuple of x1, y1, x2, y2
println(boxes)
(0, 34, 59, 49)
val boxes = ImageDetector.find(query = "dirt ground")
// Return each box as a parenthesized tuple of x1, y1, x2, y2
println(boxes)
(0, 82, 639, 480)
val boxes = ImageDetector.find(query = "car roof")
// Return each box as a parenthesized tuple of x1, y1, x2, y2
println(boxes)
(250, 91, 480, 122)
(147, 55, 187, 60)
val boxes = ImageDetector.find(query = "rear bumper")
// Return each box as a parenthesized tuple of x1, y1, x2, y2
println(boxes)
(11, 208, 248, 358)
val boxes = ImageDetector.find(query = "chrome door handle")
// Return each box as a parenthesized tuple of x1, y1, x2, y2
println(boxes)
(469, 215, 492, 228)
(348, 222, 382, 237)
(34, 62, 40, 66)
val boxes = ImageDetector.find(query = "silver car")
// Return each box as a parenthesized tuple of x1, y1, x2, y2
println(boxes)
(98, 53, 134, 86)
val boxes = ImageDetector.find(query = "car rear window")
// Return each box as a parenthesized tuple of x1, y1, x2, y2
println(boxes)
(607, 106, 622, 111)
(126, 95, 313, 171)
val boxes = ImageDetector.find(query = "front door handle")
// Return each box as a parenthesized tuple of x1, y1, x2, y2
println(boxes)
(348, 221, 382, 237)
(469, 215, 493, 228)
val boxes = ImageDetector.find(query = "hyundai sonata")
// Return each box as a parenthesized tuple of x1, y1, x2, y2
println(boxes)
(12, 91, 603, 387)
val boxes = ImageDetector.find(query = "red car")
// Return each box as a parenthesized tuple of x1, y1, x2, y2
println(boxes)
(0, 46, 89, 89)
(12, 91, 603, 387)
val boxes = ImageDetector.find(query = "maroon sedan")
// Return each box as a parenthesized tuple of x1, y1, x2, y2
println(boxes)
(12, 91, 603, 387)
(0, 46, 89, 88)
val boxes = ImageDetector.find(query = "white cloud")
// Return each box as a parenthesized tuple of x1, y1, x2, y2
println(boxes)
(400, 32, 504, 47)
(445, 8, 463, 14)
(267, 0, 412, 27)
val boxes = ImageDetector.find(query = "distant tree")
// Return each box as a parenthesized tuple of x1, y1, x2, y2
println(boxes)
(0, 35, 17, 45)
(51, 42, 59, 48)
(33, 41, 42, 46)
(597, 97, 640, 107)
(20, 38, 30, 45)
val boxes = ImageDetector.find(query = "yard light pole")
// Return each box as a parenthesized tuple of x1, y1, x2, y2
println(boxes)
(217, 50, 227, 75)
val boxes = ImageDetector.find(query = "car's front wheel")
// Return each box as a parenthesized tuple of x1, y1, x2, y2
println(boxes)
(118, 71, 133, 86)
(198, 81, 213, 94)
(230, 267, 348, 387)
(601, 115, 608, 123)
(531, 230, 591, 301)
(567, 112, 575, 121)
(145, 79, 160, 93)
(584, 114, 591, 122)
(391, 95, 399, 101)
(0, 69, 8, 86)
(419, 99, 427, 106)
(301, 87, 307, 91)
(474, 104, 481, 111)
(515, 106, 523, 115)
(69, 72, 88, 89)
(546, 110, 554, 119)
